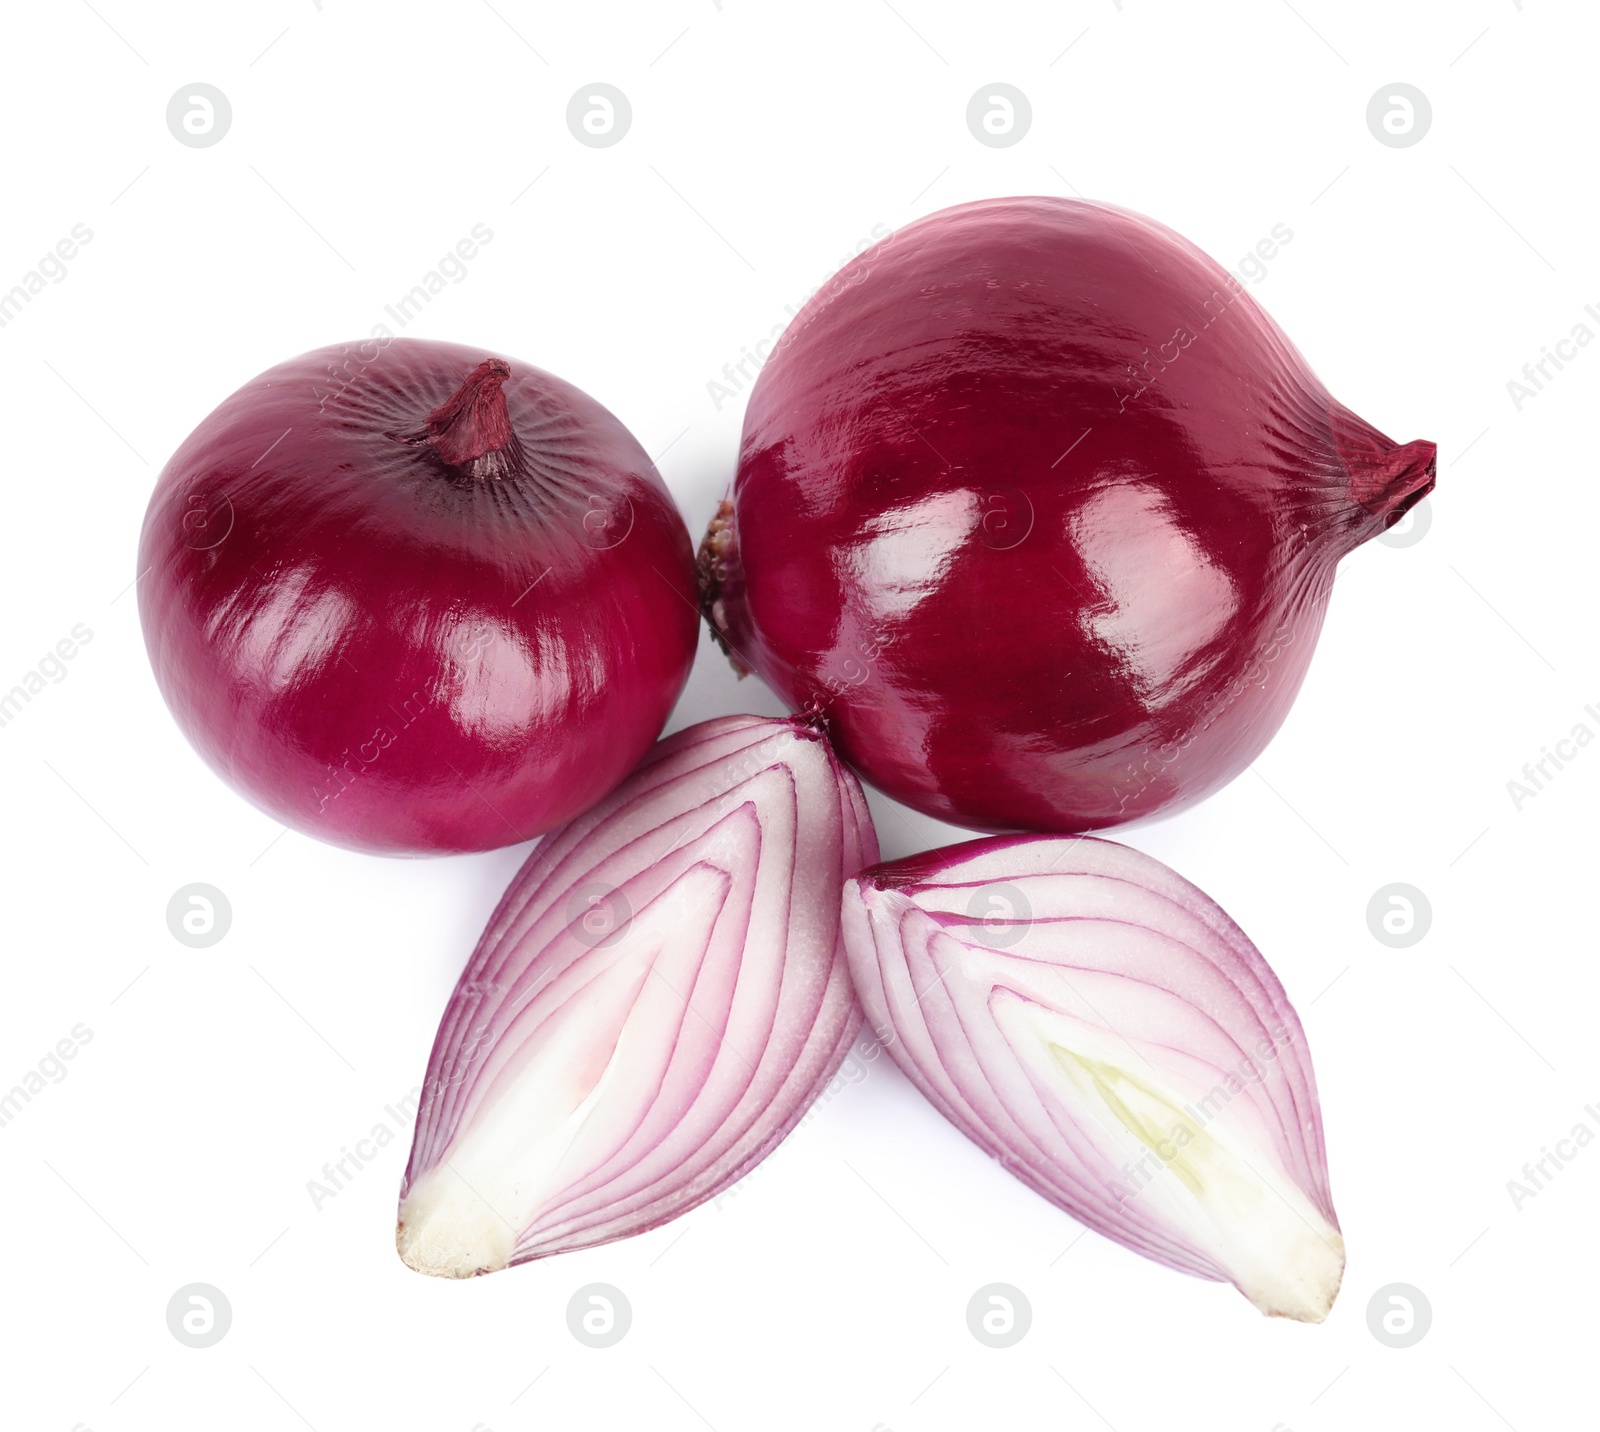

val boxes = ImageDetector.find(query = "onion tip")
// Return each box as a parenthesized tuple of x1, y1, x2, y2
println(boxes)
(418, 356, 517, 472)
(696, 496, 752, 675)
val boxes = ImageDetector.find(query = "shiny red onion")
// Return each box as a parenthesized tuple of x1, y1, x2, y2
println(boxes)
(843, 834, 1343, 1321)
(138, 338, 698, 855)
(701, 197, 1437, 832)
(397, 714, 877, 1276)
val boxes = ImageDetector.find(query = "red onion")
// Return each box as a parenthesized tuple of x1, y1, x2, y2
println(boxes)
(700, 197, 1436, 832)
(843, 833, 1343, 1321)
(138, 338, 698, 855)
(397, 714, 877, 1276)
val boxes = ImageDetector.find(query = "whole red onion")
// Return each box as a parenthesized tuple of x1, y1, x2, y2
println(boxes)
(139, 339, 698, 855)
(700, 197, 1436, 832)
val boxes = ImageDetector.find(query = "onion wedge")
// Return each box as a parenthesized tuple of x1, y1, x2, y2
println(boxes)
(397, 715, 876, 1277)
(842, 834, 1344, 1322)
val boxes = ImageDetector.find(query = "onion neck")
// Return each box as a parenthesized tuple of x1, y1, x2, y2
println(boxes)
(422, 358, 521, 480)
(1324, 404, 1436, 554)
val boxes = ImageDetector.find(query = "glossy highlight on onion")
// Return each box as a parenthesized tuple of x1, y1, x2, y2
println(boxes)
(138, 338, 698, 855)
(397, 714, 877, 1277)
(842, 833, 1343, 1321)
(701, 197, 1437, 832)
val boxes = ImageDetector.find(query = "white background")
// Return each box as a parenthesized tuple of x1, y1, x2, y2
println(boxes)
(0, 1, 1592, 1428)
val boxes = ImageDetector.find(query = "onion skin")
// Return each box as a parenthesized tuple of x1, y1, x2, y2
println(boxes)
(138, 339, 698, 855)
(701, 197, 1437, 832)
(397, 715, 877, 1276)
(843, 834, 1343, 1322)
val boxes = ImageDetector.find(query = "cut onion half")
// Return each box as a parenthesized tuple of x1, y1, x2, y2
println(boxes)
(843, 834, 1343, 1322)
(398, 715, 877, 1277)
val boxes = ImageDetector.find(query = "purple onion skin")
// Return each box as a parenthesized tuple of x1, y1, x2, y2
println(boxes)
(138, 339, 698, 855)
(701, 197, 1437, 833)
